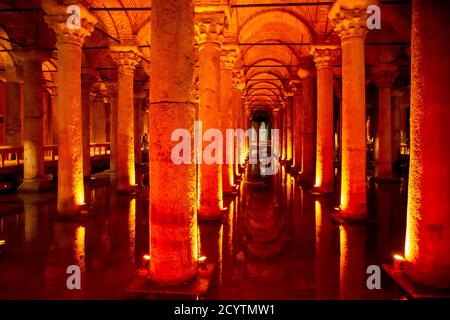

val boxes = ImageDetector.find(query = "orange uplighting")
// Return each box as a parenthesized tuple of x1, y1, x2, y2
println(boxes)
(393, 254, 405, 261)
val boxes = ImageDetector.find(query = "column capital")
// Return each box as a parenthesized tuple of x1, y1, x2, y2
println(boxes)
(194, 12, 227, 45)
(273, 107, 280, 115)
(42, 1, 97, 46)
(310, 46, 340, 69)
(220, 49, 237, 69)
(329, 1, 375, 40)
(371, 64, 398, 88)
(288, 80, 303, 96)
(110, 45, 142, 75)
(2, 67, 24, 83)
(232, 69, 245, 91)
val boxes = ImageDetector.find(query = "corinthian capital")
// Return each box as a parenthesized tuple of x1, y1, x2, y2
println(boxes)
(289, 80, 303, 96)
(371, 64, 398, 88)
(194, 12, 227, 45)
(329, 1, 376, 40)
(110, 45, 142, 75)
(42, 0, 97, 46)
(310, 46, 340, 70)
(220, 49, 237, 69)
(232, 69, 245, 91)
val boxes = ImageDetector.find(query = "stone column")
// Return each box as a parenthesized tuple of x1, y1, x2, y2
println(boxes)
(272, 107, 281, 157)
(404, 0, 450, 288)
(106, 84, 118, 174)
(372, 65, 398, 179)
(220, 49, 237, 195)
(329, 3, 369, 219)
(195, 12, 226, 220)
(15, 50, 50, 192)
(391, 88, 405, 164)
(43, 3, 97, 215)
(110, 46, 141, 193)
(281, 101, 287, 161)
(285, 92, 293, 165)
(134, 92, 144, 165)
(299, 72, 315, 186)
(310, 46, 340, 193)
(81, 70, 96, 178)
(4, 68, 23, 146)
(149, 0, 198, 285)
(289, 80, 302, 172)
(231, 69, 244, 177)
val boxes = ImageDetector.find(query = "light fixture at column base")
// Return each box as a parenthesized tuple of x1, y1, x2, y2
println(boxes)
(17, 178, 55, 193)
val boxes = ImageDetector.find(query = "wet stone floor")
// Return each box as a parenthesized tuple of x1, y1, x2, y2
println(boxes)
(0, 166, 408, 299)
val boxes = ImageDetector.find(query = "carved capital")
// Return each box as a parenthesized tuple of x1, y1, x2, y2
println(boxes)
(232, 69, 245, 91)
(42, 2, 97, 46)
(289, 80, 303, 96)
(110, 46, 142, 75)
(372, 64, 398, 88)
(195, 13, 226, 45)
(330, 6, 368, 40)
(220, 50, 237, 69)
(310, 46, 340, 70)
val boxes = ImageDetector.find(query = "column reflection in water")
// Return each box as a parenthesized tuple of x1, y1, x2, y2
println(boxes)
(339, 224, 366, 299)
(314, 199, 340, 299)
(128, 198, 136, 265)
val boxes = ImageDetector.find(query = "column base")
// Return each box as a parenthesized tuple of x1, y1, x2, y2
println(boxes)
(296, 173, 314, 188)
(372, 176, 401, 184)
(198, 207, 227, 222)
(331, 207, 368, 224)
(17, 178, 55, 193)
(383, 264, 450, 298)
(223, 186, 238, 197)
(126, 263, 215, 297)
(57, 204, 90, 221)
(116, 184, 139, 194)
(309, 186, 335, 196)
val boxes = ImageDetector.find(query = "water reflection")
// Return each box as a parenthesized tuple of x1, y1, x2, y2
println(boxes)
(0, 166, 407, 299)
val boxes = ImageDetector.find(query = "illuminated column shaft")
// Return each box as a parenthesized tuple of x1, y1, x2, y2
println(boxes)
(195, 13, 226, 219)
(285, 95, 293, 163)
(81, 73, 95, 178)
(111, 48, 141, 192)
(405, 0, 450, 288)
(16, 50, 49, 191)
(231, 70, 244, 176)
(311, 46, 339, 193)
(5, 70, 22, 146)
(44, 5, 97, 214)
(272, 108, 280, 157)
(330, 6, 368, 218)
(281, 103, 287, 160)
(290, 81, 302, 171)
(220, 50, 236, 193)
(149, 0, 198, 284)
(391, 89, 405, 164)
(134, 93, 144, 165)
(372, 65, 397, 179)
(107, 84, 118, 173)
(300, 75, 315, 185)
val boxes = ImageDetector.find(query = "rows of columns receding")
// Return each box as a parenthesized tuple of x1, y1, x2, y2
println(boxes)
(0, 0, 447, 290)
